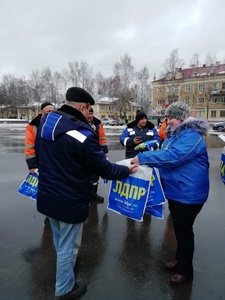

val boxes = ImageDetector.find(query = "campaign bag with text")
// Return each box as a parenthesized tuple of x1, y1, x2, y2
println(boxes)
(107, 159, 152, 221)
(145, 167, 166, 219)
(18, 172, 38, 201)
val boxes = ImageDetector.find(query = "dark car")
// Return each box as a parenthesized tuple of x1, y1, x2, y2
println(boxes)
(212, 121, 225, 132)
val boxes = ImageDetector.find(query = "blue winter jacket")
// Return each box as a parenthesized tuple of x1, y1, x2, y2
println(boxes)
(35, 105, 129, 224)
(137, 117, 210, 204)
(120, 120, 160, 158)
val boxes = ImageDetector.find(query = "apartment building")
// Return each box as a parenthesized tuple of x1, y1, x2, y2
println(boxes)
(152, 63, 225, 122)
(1, 96, 141, 122)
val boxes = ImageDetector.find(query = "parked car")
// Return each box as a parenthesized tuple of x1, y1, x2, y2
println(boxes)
(113, 118, 125, 125)
(101, 118, 118, 126)
(212, 121, 225, 132)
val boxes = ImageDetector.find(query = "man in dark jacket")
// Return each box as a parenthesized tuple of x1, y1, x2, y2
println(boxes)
(120, 111, 161, 158)
(35, 87, 137, 300)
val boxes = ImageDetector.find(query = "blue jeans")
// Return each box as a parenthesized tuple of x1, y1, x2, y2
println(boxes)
(50, 218, 84, 297)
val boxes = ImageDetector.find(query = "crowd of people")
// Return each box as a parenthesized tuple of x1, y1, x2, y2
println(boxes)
(25, 86, 210, 299)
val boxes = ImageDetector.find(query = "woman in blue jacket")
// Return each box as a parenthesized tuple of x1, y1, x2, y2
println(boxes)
(132, 101, 209, 286)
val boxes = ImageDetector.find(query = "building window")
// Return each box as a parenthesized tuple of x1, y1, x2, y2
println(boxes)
(167, 86, 179, 94)
(185, 85, 191, 92)
(197, 97, 204, 104)
(157, 87, 162, 94)
(212, 82, 218, 90)
(197, 111, 203, 118)
(220, 96, 225, 104)
(222, 82, 225, 90)
(198, 84, 205, 92)
(157, 99, 164, 105)
(211, 111, 216, 118)
(167, 87, 172, 94)
(220, 111, 225, 117)
(184, 97, 189, 105)
(211, 97, 217, 104)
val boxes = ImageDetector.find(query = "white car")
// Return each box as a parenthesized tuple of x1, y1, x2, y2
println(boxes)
(101, 118, 118, 126)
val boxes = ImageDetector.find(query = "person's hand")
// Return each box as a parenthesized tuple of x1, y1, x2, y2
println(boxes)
(133, 136, 142, 145)
(134, 140, 157, 151)
(128, 163, 138, 174)
(29, 168, 37, 174)
(131, 156, 139, 165)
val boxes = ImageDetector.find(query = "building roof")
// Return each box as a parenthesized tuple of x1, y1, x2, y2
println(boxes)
(153, 63, 225, 83)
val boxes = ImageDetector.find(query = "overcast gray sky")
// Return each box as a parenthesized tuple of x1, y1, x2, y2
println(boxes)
(0, 0, 224, 80)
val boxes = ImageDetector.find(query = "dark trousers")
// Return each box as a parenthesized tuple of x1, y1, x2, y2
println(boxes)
(168, 200, 204, 276)
(91, 174, 99, 195)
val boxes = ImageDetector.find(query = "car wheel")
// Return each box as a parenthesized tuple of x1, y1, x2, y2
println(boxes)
(218, 126, 224, 132)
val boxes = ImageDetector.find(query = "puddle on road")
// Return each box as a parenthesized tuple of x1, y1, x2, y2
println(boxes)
(0, 126, 224, 153)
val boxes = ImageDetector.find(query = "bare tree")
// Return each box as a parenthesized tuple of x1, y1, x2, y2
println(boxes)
(189, 52, 199, 67)
(68, 61, 80, 86)
(95, 72, 109, 95)
(205, 52, 218, 66)
(113, 53, 134, 100)
(134, 66, 152, 113)
(0, 74, 31, 117)
(28, 69, 45, 103)
(163, 48, 185, 74)
(40, 67, 55, 105)
(52, 71, 63, 105)
(79, 61, 94, 94)
(67, 60, 94, 94)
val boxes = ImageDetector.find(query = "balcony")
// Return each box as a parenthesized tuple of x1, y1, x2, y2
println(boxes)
(211, 90, 219, 95)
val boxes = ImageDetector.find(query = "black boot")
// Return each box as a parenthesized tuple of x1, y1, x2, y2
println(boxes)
(91, 184, 104, 203)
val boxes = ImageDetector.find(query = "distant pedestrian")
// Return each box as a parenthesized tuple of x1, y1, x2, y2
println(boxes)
(35, 87, 137, 299)
(158, 117, 168, 147)
(131, 101, 209, 285)
(120, 111, 160, 158)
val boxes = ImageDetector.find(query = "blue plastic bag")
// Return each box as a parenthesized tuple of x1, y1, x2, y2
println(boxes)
(107, 159, 152, 221)
(145, 204, 164, 219)
(18, 172, 38, 201)
(220, 147, 225, 185)
(145, 167, 166, 219)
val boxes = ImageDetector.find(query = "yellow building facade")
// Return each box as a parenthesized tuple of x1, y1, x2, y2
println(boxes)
(152, 63, 225, 122)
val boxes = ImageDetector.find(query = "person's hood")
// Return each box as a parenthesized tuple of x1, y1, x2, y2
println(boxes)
(93, 116, 101, 125)
(171, 117, 209, 136)
(29, 114, 42, 126)
(40, 104, 91, 141)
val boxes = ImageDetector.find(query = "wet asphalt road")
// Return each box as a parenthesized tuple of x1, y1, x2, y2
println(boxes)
(0, 124, 225, 300)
